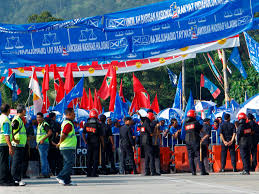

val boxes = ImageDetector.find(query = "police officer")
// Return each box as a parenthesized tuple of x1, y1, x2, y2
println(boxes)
(237, 113, 252, 175)
(56, 108, 77, 186)
(184, 110, 208, 175)
(11, 104, 27, 186)
(36, 112, 52, 178)
(247, 113, 259, 171)
(119, 117, 137, 174)
(82, 109, 104, 177)
(0, 104, 15, 186)
(201, 118, 211, 172)
(140, 112, 159, 176)
(219, 113, 237, 172)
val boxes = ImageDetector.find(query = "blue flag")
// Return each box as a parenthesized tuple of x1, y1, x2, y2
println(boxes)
(229, 47, 247, 79)
(6, 73, 18, 102)
(65, 77, 84, 105)
(172, 72, 182, 110)
(167, 67, 178, 87)
(180, 91, 195, 140)
(244, 32, 259, 73)
(114, 93, 124, 120)
(53, 93, 67, 115)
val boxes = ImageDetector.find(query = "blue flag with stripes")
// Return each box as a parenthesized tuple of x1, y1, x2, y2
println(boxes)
(229, 47, 247, 79)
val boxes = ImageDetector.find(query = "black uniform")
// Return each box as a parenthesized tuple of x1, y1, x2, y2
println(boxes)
(249, 120, 259, 170)
(140, 118, 155, 175)
(219, 121, 236, 170)
(201, 123, 211, 162)
(119, 124, 136, 174)
(237, 120, 252, 173)
(83, 118, 103, 177)
(100, 122, 115, 173)
(184, 117, 206, 174)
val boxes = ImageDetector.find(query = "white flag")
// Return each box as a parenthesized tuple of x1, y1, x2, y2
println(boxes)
(29, 70, 43, 114)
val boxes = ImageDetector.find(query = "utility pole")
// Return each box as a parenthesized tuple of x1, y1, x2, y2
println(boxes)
(222, 49, 230, 108)
(182, 60, 186, 110)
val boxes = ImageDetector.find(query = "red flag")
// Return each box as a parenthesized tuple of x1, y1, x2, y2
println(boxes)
(42, 65, 50, 113)
(80, 88, 88, 110)
(119, 79, 125, 102)
(132, 73, 150, 109)
(109, 62, 117, 112)
(64, 63, 76, 93)
(88, 88, 94, 110)
(151, 94, 160, 114)
(98, 62, 118, 100)
(129, 95, 140, 112)
(94, 89, 102, 113)
(52, 64, 65, 103)
(200, 74, 205, 87)
(41, 92, 50, 114)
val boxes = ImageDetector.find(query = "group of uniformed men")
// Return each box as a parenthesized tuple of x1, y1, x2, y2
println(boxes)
(0, 103, 258, 187)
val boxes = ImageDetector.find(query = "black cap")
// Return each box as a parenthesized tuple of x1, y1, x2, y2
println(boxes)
(247, 113, 254, 120)
(124, 116, 132, 121)
(203, 118, 210, 122)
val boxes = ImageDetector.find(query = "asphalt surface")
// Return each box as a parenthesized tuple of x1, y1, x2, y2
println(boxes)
(1, 172, 259, 194)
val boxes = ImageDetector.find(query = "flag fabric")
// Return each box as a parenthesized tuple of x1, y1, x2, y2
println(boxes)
(6, 73, 19, 102)
(109, 63, 117, 112)
(80, 88, 88, 110)
(200, 74, 221, 99)
(167, 67, 178, 87)
(29, 69, 43, 114)
(88, 88, 94, 111)
(229, 47, 247, 79)
(114, 92, 124, 120)
(52, 64, 65, 103)
(207, 53, 223, 84)
(65, 77, 84, 106)
(94, 89, 102, 113)
(129, 95, 139, 112)
(151, 94, 160, 114)
(64, 63, 75, 93)
(98, 63, 114, 100)
(53, 93, 67, 115)
(217, 49, 232, 74)
(180, 91, 195, 140)
(42, 65, 50, 113)
(119, 79, 125, 102)
(244, 32, 259, 73)
(173, 72, 182, 110)
(132, 73, 150, 109)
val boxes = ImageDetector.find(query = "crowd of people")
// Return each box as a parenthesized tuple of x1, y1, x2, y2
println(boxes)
(0, 103, 258, 186)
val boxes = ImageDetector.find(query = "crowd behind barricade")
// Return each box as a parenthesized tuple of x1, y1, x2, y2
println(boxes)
(0, 104, 258, 186)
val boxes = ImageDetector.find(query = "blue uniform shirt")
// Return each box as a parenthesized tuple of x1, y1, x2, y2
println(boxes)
(170, 124, 181, 146)
(3, 123, 11, 135)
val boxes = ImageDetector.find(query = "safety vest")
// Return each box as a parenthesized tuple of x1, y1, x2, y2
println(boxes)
(36, 121, 49, 144)
(11, 115, 27, 147)
(60, 120, 77, 150)
(0, 114, 12, 146)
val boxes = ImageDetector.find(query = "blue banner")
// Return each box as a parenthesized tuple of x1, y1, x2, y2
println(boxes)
(244, 32, 259, 73)
(172, 72, 182, 109)
(0, 0, 254, 65)
(229, 47, 247, 79)
(167, 67, 178, 87)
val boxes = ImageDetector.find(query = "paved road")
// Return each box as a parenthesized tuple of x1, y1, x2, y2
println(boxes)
(1, 172, 259, 194)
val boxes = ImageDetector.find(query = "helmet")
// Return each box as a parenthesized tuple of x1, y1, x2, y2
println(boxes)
(89, 109, 98, 118)
(238, 112, 247, 120)
(187, 110, 196, 118)
(147, 112, 155, 121)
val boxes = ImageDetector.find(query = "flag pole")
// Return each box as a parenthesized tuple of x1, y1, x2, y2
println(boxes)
(222, 49, 230, 108)
(182, 60, 186, 110)
(25, 89, 32, 107)
(200, 86, 202, 100)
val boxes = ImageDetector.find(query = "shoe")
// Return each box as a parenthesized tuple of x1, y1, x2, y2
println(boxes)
(15, 181, 26, 186)
(192, 172, 196, 176)
(240, 170, 250, 175)
(233, 168, 238, 172)
(64, 182, 77, 186)
(56, 178, 65, 185)
(201, 172, 209, 175)
(151, 172, 161, 176)
(144, 172, 151, 176)
(220, 169, 225, 172)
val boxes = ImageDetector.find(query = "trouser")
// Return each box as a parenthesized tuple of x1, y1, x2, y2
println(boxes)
(48, 148, 63, 175)
(153, 145, 160, 174)
(0, 146, 13, 184)
(101, 143, 115, 171)
(38, 144, 50, 176)
(120, 145, 136, 173)
(21, 144, 29, 177)
(251, 141, 258, 170)
(221, 143, 236, 170)
(186, 143, 206, 173)
(144, 144, 155, 174)
(87, 143, 99, 176)
(11, 147, 25, 182)
(57, 149, 75, 184)
(240, 144, 251, 172)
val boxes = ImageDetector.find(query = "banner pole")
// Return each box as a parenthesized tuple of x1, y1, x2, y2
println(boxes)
(222, 49, 230, 108)
(182, 60, 186, 110)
